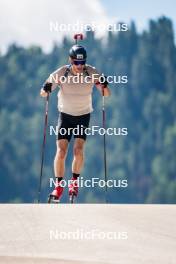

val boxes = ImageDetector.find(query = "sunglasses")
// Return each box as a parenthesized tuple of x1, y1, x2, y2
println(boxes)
(73, 60, 86, 65)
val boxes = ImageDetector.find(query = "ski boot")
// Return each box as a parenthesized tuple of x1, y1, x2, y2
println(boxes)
(48, 182, 64, 204)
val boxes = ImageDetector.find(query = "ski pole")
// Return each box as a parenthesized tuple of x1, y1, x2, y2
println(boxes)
(102, 88, 108, 203)
(74, 33, 83, 44)
(37, 93, 50, 203)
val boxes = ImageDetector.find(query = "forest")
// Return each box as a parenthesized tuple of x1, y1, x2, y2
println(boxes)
(0, 16, 175, 203)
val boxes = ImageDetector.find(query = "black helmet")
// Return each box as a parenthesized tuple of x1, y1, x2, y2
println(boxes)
(69, 45, 87, 60)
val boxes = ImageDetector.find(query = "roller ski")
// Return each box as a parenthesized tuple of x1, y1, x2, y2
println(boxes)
(69, 177, 78, 203)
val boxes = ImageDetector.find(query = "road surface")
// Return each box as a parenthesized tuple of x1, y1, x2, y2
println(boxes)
(0, 204, 175, 263)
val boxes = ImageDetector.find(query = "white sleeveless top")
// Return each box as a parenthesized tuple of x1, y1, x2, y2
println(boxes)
(46, 64, 101, 116)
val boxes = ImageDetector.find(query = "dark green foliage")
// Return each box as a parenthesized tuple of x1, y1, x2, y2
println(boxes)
(0, 17, 175, 203)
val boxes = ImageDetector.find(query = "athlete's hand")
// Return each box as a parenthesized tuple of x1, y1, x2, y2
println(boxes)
(102, 86, 111, 97)
(40, 88, 48, 97)
(95, 83, 111, 97)
(40, 82, 53, 97)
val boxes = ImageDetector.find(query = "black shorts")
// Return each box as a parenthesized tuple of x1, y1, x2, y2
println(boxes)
(57, 112, 90, 142)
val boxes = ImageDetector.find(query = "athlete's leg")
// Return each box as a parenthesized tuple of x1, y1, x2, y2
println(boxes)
(54, 139, 69, 178)
(48, 139, 69, 201)
(72, 138, 86, 174)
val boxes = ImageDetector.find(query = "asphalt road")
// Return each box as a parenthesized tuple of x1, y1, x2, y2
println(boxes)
(0, 204, 175, 264)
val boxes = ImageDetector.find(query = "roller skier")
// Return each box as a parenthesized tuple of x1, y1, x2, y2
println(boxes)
(39, 34, 111, 203)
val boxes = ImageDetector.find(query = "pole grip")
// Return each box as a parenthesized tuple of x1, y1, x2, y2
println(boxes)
(74, 33, 84, 43)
